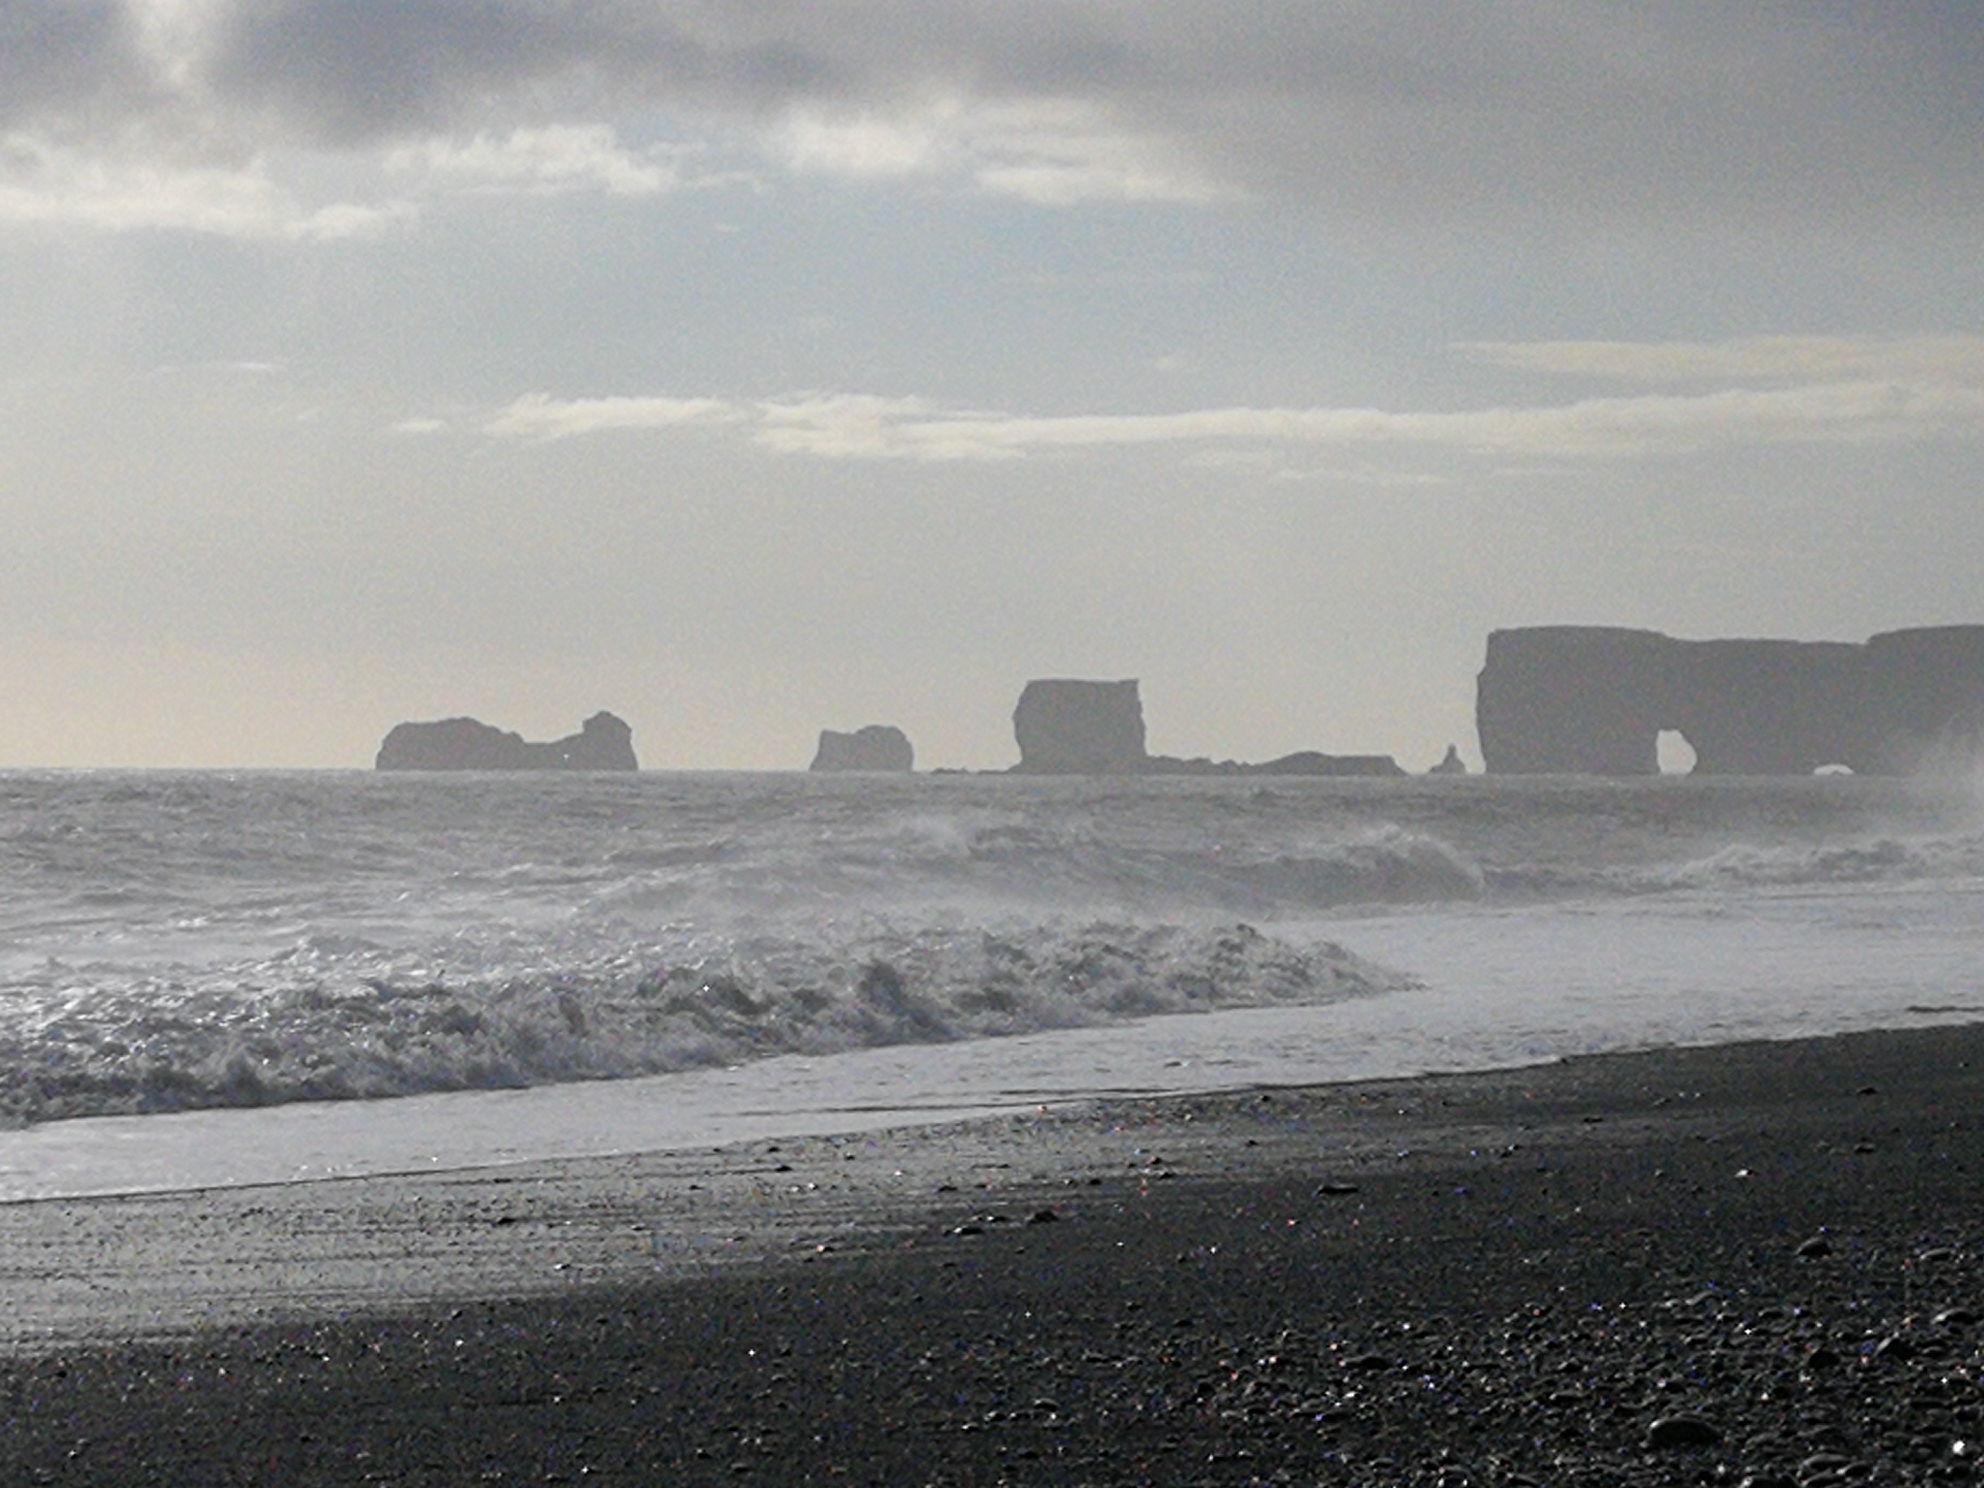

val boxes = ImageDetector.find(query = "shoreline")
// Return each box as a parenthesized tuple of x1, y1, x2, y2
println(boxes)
(3, 1021, 1981, 1483)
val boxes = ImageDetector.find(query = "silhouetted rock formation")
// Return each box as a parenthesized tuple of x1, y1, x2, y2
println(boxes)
(1009, 679, 1403, 776)
(810, 725, 914, 773)
(1243, 751, 1406, 777)
(375, 711, 638, 771)
(1012, 679, 1149, 773)
(1429, 745, 1468, 775)
(1477, 626, 1984, 775)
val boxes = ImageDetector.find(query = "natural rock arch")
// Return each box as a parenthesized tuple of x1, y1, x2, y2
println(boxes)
(1476, 626, 1984, 775)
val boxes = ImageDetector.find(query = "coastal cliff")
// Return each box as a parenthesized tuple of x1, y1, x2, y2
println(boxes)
(1476, 626, 1984, 774)
(375, 711, 638, 771)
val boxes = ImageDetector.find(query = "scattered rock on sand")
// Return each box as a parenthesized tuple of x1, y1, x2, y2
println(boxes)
(1646, 1415, 1722, 1449)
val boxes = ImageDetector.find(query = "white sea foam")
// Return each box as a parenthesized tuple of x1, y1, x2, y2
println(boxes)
(0, 919, 1403, 1122)
(2, 769, 1980, 1135)
(1630, 834, 1984, 891)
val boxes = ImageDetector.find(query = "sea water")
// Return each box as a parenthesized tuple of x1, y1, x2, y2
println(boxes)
(0, 769, 1979, 1199)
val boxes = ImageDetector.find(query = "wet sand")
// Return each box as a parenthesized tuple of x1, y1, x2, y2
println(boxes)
(1, 1022, 1981, 1485)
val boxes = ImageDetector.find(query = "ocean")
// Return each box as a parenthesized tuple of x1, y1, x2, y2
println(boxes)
(2, 769, 1980, 1200)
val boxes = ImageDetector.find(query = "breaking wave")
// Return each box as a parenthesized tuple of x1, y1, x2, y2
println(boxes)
(0, 920, 1408, 1125)
(9, 768, 1980, 1130)
(1229, 830, 1484, 907)
(597, 820, 1489, 918)
(1635, 835, 1984, 891)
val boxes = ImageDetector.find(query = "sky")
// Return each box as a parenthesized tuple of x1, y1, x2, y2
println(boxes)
(4, 1, 1982, 770)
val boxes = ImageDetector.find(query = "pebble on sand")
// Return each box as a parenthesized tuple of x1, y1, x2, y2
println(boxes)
(1645, 1415, 1722, 1450)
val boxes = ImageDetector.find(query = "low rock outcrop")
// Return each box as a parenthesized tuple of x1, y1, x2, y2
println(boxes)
(1245, 751, 1406, 778)
(1009, 679, 1402, 776)
(375, 711, 638, 771)
(1477, 626, 1984, 775)
(810, 725, 914, 773)
(1012, 679, 1149, 773)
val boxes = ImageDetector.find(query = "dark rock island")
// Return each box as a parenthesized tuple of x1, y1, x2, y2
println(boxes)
(1012, 679, 1402, 776)
(375, 711, 638, 771)
(1477, 625, 1984, 774)
(809, 725, 915, 773)
(1012, 679, 1148, 773)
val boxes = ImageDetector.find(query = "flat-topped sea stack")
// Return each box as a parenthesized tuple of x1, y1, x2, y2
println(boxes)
(1012, 679, 1149, 773)
(1477, 625, 1984, 775)
(375, 711, 638, 771)
(810, 725, 914, 773)
(1009, 678, 1403, 775)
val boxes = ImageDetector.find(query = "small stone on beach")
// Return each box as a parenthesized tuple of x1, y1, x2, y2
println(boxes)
(1646, 1415, 1722, 1450)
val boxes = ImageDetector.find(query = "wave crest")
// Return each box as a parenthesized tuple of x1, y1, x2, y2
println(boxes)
(0, 920, 1409, 1124)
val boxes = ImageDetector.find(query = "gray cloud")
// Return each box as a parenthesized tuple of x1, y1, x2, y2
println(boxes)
(0, 0, 155, 130)
(1457, 336, 1984, 384)
(7, 3, 1983, 225)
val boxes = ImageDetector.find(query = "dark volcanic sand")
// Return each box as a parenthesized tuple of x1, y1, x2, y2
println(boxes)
(2, 1024, 1981, 1486)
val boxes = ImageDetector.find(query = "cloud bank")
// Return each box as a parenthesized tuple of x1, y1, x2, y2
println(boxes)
(1, 2, 1979, 234)
(485, 344, 1984, 463)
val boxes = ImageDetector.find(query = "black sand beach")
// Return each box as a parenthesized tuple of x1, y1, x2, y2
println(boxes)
(3, 1023, 1981, 1485)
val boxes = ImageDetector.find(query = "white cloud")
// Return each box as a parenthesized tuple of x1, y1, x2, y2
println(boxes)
(483, 393, 751, 441)
(484, 378, 1984, 463)
(774, 110, 946, 179)
(0, 131, 408, 239)
(389, 417, 448, 435)
(753, 394, 958, 457)
(1457, 335, 1984, 385)
(385, 125, 685, 198)
(770, 94, 1224, 205)
(0, 118, 717, 242)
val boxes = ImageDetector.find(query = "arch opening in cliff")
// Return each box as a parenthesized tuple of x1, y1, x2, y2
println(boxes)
(1656, 731, 1697, 775)
(1476, 625, 1984, 776)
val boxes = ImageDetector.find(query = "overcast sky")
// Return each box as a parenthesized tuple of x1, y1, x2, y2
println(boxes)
(4, 1, 1982, 769)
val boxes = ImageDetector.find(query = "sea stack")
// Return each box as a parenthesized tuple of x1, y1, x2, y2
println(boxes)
(375, 711, 639, 771)
(1012, 679, 1149, 773)
(810, 726, 915, 773)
